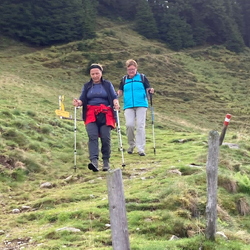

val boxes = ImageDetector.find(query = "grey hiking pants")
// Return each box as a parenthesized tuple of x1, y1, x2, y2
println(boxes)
(86, 122, 111, 161)
(124, 107, 147, 153)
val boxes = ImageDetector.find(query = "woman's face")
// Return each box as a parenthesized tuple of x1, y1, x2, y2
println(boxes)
(127, 65, 137, 78)
(90, 68, 102, 83)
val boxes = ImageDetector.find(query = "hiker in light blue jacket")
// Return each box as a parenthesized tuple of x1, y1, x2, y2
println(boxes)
(118, 59, 154, 156)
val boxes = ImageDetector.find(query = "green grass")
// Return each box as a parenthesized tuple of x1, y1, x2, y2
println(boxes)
(1, 17, 250, 249)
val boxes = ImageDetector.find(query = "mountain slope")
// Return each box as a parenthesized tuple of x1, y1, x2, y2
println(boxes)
(0, 18, 250, 250)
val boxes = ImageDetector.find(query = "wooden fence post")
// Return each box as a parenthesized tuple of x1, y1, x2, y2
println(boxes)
(107, 169, 130, 250)
(219, 114, 231, 146)
(206, 131, 220, 241)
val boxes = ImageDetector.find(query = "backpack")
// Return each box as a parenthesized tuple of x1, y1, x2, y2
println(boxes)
(121, 73, 147, 90)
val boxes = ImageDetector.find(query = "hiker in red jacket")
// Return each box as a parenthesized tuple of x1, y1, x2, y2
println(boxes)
(73, 64, 119, 172)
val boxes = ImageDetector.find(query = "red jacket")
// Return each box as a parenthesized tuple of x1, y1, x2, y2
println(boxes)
(85, 104, 116, 128)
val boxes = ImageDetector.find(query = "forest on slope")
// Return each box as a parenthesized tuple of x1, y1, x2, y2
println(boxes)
(0, 0, 249, 52)
(0, 3, 250, 249)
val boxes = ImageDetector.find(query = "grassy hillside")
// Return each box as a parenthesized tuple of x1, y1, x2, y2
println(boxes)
(1, 18, 250, 249)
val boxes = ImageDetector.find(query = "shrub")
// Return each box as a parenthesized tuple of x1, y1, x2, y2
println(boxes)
(11, 168, 26, 182)
(11, 120, 26, 129)
(28, 142, 44, 153)
(77, 42, 86, 51)
(26, 110, 36, 117)
(155, 48, 161, 54)
(116, 60, 123, 68)
(103, 30, 116, 36)
(40, 125, 52, 134)
(23, 158, 43, 173)
(1, 110, 13, 118)
(235, 173, 250, 193)
(12, 109, 21, 116)
(107, 53, 113, 60)
(2, 129, 28, 147)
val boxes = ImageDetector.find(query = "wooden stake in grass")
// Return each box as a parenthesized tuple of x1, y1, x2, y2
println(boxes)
(107, 169, 130, 250)
(206, 131, 219, 241)
(219, 114, 232, 146)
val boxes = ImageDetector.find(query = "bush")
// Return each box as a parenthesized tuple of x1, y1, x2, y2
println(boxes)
(235, 173, 250, 193)
(23, 158, 43, 173)
(77, 42, 87, 51)
(40, 125, 52, 134)
(2, 129, 28, 147)
(12, 109, 21, 116)
(1, 110, 13, 118)
(116, 60, 123, 68)
(103, 30, 116, 36)
(28, 142, 44, 153)
(26, 110, 36, 117)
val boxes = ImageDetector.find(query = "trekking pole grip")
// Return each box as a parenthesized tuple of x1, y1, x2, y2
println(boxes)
(148, 89, 153, 106)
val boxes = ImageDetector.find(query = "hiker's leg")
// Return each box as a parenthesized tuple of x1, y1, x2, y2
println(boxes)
(100, 125, 111, 160)
(86, 122, 99, 160)
(135, 107, 147, 153)
(124, 108, 136, 151)
(100, 125, 111, 171)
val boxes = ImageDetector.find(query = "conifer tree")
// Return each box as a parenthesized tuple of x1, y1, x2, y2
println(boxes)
(237, 0, 250, 47)
(97, 0, 134, 19)
(223, 0, 245, 52)
(166, 0, 244, 51)
(135, 0, 158, 39)
(0, 0, 97, 45)
(170, 0, 209, 46)
(158, 12, 194, 50)
(82, 0, 97, 39)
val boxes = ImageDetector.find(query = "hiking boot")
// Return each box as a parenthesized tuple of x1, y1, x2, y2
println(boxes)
(127, 146, 135, 154)
(88, 158, 99, 172)
(138, 152, 146, 156)
(102, 159, 110, 171)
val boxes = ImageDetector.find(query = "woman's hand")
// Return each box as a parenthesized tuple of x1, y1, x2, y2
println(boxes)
(73, 98, 82, 107)
(113, 99, 120, 111)
(148, 88, 154, 94)
(117, 90, 123, 98)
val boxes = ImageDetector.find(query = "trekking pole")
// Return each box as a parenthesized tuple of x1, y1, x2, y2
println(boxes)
(73, 106, 77, 172)
(148, 91, 156, 155)
(116, 126, 120, 152)
(116, 109, 126, 167)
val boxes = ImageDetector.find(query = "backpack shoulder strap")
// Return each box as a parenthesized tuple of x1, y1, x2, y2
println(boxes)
(122, 74, 147, 89)
(140, 73, 145, 82)
(140, 73, 147, 90)
(122, 75, 127, 86)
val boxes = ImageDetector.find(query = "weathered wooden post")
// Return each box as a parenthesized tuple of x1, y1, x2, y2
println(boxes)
(107, 169, 130, 250)
(219, 114, 231, 146)
(206, 131, 220, 241)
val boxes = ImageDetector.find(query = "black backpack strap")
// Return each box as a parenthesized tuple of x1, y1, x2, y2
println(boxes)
(122, 73, 148, 90)
(140, 73, 145, 82)
(140, 73, 148, 90)
(122, 75, 127, 86)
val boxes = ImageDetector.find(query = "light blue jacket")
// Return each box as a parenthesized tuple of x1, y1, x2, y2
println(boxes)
(119, 72, 150, 109)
